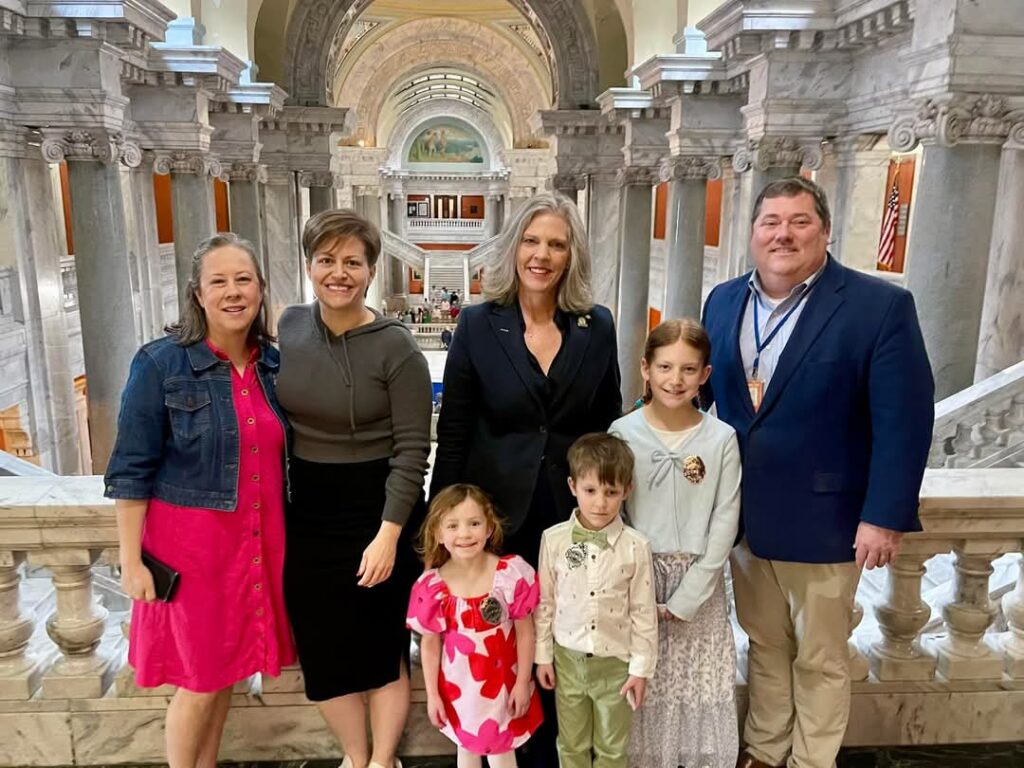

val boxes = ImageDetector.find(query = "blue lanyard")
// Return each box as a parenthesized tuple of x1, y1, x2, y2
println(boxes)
(751, 287, 809, 380)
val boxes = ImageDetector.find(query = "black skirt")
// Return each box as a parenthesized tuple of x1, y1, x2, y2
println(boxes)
(283, 456, 425, 701)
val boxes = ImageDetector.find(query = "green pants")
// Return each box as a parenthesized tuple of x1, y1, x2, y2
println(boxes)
(553, 643, 633, 768)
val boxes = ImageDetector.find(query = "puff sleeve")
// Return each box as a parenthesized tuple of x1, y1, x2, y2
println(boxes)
(496, 555, 539, 621)
(407, 570, 448, 635)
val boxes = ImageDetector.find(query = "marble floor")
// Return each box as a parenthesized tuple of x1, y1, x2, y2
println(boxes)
(228, 745, 1024, 768)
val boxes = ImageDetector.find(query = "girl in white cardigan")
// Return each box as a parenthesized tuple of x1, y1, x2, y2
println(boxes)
(609, 319, 741, 768)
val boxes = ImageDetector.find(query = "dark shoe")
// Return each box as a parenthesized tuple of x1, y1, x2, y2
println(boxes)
(736, 753, 777, 768)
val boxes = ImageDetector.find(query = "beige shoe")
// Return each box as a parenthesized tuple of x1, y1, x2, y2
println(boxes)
(366, 761, 402, 768)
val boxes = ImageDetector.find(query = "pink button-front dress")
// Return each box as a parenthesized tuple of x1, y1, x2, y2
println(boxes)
(129, 343, 296, 692)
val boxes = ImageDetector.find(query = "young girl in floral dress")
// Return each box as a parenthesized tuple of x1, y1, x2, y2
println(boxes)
(407, 484, 543, 768)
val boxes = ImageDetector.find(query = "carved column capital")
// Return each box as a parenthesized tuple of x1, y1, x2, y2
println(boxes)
(40, 130, 142, 167)
(889, 94, 1022, 152)
(548, 172, 587, 193)
(1005, 120, 1024, 151)
(225, 162, 268, 184)
(732, 137, 824, 174)
(659, 155, 723, 183)
(615, 165, 659, 188)
(151, 151, 226, 180)
(298, 170, 338, 188)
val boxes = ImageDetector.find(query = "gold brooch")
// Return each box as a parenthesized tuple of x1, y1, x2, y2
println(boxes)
(682, 455, 706, 484)
(577, 314, 591, 328)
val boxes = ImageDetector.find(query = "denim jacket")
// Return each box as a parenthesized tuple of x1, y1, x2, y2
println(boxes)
(104, 336, 287, 511)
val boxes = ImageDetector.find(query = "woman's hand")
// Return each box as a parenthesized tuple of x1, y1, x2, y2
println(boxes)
(357, 521, 402, 587)
(121, 559, 157, 602)
(508, 679, 532, 718)
(657, 604, 684, 622)
(426, 692, 447, 729)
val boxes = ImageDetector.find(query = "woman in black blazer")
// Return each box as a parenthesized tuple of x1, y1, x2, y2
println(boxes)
(430, 192, 622, 566)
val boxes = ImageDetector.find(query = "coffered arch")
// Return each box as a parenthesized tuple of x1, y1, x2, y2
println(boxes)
(334, 17, 549, 147)
(279, 0, 599, 108)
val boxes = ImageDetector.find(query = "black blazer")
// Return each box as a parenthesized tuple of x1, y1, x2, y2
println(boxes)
(431, 301, 622, 533)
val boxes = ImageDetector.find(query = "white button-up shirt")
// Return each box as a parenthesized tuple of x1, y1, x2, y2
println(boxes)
(534, 512, 658, 678)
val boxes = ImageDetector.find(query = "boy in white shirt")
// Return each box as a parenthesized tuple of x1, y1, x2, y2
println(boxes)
(534, 432, 658, 768)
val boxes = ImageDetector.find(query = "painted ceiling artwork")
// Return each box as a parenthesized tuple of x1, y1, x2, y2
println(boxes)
(408, 124, 484, 163)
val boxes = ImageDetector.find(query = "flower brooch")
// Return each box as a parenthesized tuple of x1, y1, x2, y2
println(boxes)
(577, 314, 591, 328)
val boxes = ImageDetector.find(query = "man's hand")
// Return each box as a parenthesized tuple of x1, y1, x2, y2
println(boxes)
(854, 522, 903, 569)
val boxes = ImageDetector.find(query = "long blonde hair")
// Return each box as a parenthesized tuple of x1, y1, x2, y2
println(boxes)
(482, 192, 593, 313)
(418, 484, 505, 568)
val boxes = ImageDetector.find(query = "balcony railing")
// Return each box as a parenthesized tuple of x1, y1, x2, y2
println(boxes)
(0, 468, 1022, 763)
(407, 217, 485, 232)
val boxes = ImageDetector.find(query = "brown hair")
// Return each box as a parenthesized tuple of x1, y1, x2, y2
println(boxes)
(165, 233, 274, 347)
(418, 484, 505, 568)
(567, 433, 635, 489)
(637, 318, 712, 407)
(751, 176, 832, 230)
(302, 208, 381, 268)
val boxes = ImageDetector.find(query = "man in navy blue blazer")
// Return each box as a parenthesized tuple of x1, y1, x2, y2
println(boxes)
(702, 178, 933, 768)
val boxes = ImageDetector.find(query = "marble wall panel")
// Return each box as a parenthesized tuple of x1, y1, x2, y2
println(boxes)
(0, 712, 75, 765)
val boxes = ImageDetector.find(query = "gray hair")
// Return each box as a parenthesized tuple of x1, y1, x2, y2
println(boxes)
(751, 176, 832, 231)
(165, 233, 274, 346)
(482, 192, 593, 313)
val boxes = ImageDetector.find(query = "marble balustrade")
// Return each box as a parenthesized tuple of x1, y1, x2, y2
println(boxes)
(930, 360, 1024, 469)
(0, 469, 1022, 763)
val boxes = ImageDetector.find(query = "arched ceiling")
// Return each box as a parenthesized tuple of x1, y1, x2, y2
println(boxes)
(267, 0, 601, 108)
(333, 17, 550, 149)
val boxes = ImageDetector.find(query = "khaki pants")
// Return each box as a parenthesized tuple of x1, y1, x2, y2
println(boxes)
(552, 643, 633, 768)
(731, 539, 861, 768)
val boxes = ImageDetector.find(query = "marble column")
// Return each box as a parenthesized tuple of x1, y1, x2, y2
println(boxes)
(869, 545, 938, 681)
(715, 164, 743, 284)
(153, 152, 219, 313)
(0, 552, 40, 699)
(226, 163, 268, 266)
(818, 136, 890, 269)
(1002, 554, 1024, 678)
(587, 173, 622, 316)
(300, 171, 337, 217)
(0, 130, 80, 473)
(615, 166, 658, 404)
(975, 128, 1024, 381)
(41, 130, 141, 472)
(484, 195, 499, 238)
(661, 156, 721, 321)
(902, 142, 1001, 399)
(263, 169, 304, 324)
(119, 161, 161, 344)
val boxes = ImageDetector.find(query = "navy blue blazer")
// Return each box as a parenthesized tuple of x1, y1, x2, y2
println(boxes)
(431, 301, 622, 533)
(702, 257, 934, 563)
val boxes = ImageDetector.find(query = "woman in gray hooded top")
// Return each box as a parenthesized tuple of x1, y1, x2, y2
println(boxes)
(276, 209, 432, 768)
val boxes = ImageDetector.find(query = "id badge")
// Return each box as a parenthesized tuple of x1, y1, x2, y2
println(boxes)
(747, 378, 764, 412)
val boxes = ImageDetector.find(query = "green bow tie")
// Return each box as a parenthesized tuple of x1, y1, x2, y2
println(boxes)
(572, 527, 609, 550)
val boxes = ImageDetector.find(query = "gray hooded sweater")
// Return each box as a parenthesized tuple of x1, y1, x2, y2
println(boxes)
(276, 302, 432, 526)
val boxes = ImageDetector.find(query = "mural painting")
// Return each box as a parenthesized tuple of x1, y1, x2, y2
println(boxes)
(408, 124, 484, 163)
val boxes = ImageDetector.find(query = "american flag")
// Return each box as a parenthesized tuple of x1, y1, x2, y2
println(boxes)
(876, 178, 900, 270)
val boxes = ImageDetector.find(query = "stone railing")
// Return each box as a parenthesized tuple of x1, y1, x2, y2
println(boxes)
(929, 360, 1024, 469)
(60, 256, 78, 311)
(407, 217, 485, 232)
(0, 267, 16, 320)
(381, 229, 427, 271)
(0, 468, 1023, 763)
(467, 234, 500, 270)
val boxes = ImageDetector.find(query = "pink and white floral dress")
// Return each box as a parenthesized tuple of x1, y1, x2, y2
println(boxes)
(407, 554, 544, 756)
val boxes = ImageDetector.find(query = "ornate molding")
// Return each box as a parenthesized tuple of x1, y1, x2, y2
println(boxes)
(151, 151, 226, 180)
(659, 156, 723, 182)
(889, 95, 1022, 152)
(1007, 121, 1024, 151)
(615, 165, 659, 188)
(298, 170, 339, 188)
(39, 131, 141, 167)
(732, 137, 824, 174)
(548, 172, 587, 192)
(226, 162, 268, 184)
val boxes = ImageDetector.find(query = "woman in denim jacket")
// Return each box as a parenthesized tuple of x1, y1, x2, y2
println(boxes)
(104, 234, 295, 768)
